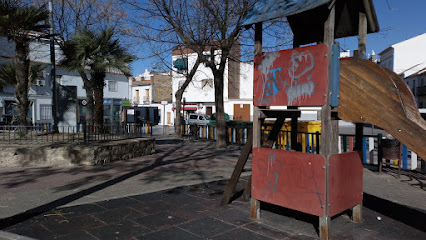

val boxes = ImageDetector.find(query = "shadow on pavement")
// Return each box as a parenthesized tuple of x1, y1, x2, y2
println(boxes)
(0, 142, 186, 229)
(363, 192, 426, 232)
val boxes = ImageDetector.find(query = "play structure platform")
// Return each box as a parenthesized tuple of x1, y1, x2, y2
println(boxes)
(220, 1, 426, 240)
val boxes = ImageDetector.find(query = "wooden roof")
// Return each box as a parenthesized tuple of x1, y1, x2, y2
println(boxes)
(242, 0, 380, 46)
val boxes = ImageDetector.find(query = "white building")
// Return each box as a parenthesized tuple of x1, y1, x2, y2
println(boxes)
(171, 46, 254, 121)
(0, 36, 129, 126)
(379, 33, 426, 108)
(404, 66, 426, 108)
(379, 33, 426, 76)
(129, 69, 174, 125)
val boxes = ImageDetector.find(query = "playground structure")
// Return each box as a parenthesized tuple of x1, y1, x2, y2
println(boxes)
(220, 1, 426, 240)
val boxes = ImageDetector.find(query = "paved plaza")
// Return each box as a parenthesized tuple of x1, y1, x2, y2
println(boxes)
(0, 132, 424, 239)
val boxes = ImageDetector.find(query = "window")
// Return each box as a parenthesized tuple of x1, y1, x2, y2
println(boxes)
(40, 104, 52, 120)
(108, 81, 118, 92)
(135, 90, 140, 104)
(145, 89, 150, 102)
(173, 57, 188, 73)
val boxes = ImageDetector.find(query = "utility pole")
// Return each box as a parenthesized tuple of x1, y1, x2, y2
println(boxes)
(49, 0, 59, 132)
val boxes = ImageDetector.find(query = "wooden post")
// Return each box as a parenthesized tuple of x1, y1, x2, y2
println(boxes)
(319, 3, 336, 239)
(355, 12, 367, 159)
(220, 129, 253, 206)
(264, 117, 286, 148)
(289, 41, 300, 151)
(352, 11, 367, 223)
(250, 22, 262, 220)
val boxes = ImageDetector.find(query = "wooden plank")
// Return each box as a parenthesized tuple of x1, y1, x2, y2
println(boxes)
(329, 152, 363, 217)
(320, 3, 336, 239)
(354, 12, 367, 159)
(253, 44, 329, 107)
(220, 129, 253, 206)
(259, 109, 301, 119)
(352, 12, 367, 222)
(252, 148, 326, 216)
(264, 118, 285, 148)
(338, 58, 426, 161)
(243, 176, 252, 200)
(251, 22, 263, 220)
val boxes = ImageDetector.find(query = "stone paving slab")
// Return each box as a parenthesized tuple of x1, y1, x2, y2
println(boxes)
(1, 178, 425, 240)
(0, 139, 250, 219)
(0, 137, 425, 239)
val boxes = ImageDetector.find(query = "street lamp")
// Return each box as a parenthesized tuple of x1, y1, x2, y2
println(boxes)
(49, 0, 58, 132)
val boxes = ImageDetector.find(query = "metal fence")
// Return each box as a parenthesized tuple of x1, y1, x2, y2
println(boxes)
(184, 124, 424, 172)
(0, 123, 152, 144)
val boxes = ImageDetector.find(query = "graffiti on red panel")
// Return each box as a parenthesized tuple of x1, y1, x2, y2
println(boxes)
(254, 44, 328, 106)
(252, 148, 326, 216)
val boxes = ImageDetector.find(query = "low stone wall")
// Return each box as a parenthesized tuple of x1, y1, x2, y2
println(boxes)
(0, 138, 155, 167)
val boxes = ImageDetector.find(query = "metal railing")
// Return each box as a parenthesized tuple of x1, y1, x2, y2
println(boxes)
(183, 124, 424, 172)
(182, 124, 251, 145)
(0, 122, 152, 144)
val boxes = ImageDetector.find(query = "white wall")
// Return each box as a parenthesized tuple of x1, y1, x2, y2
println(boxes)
(172, 53, 217, 103)
(131, 85, 152, 104)
(240, 62, 253, 99)
(171, 50, 256, 118)
(380, 33, 426, 75)
(151, 103, 174, 125)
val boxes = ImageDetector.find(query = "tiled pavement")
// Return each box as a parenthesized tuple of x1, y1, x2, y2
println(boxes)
(2, 177, 425, 240)
(0, 134, 425, 239)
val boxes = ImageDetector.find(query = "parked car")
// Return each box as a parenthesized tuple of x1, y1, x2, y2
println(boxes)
(188, 113, 210, 125)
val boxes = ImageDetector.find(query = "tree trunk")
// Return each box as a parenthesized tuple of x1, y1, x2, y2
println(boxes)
(79, 70, 94, 128)
(86, 88, 95, 127)
(14, 41, 31, 126)
(213, 71, 227, 148)
(173, 56, 201, 138)
(174, 90, 183, 138)
(93, 76, 105, 128)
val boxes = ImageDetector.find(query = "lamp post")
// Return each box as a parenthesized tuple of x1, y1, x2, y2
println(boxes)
(48, 0, 58, 132)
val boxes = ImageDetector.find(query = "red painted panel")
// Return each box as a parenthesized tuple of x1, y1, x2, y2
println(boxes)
(252, 148, 326, 216)
(253, 44, 328, 106)
(329, 152, 363, 217)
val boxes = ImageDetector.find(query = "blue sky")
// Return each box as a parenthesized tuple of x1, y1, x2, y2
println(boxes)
(130, 0, 426, 75)
(339, 0, 426, 57)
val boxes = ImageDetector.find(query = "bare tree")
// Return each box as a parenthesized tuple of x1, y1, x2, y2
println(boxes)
(124, 0, 255, 148)
(30, 0, 128, 43)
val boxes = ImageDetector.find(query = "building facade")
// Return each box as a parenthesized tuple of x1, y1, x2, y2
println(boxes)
(379, 33, 426, 108)
(129, 69, 174, 125)
(0, 36, 129, 127)
(171, 45, 254, 122)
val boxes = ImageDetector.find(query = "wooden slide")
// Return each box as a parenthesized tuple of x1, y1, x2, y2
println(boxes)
(338, 58, 426, 161)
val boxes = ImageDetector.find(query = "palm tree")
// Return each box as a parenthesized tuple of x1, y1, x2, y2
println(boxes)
(62, 28, 133, 127)
(0, 0, 49, 126)
(0, 63, 45, 90)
